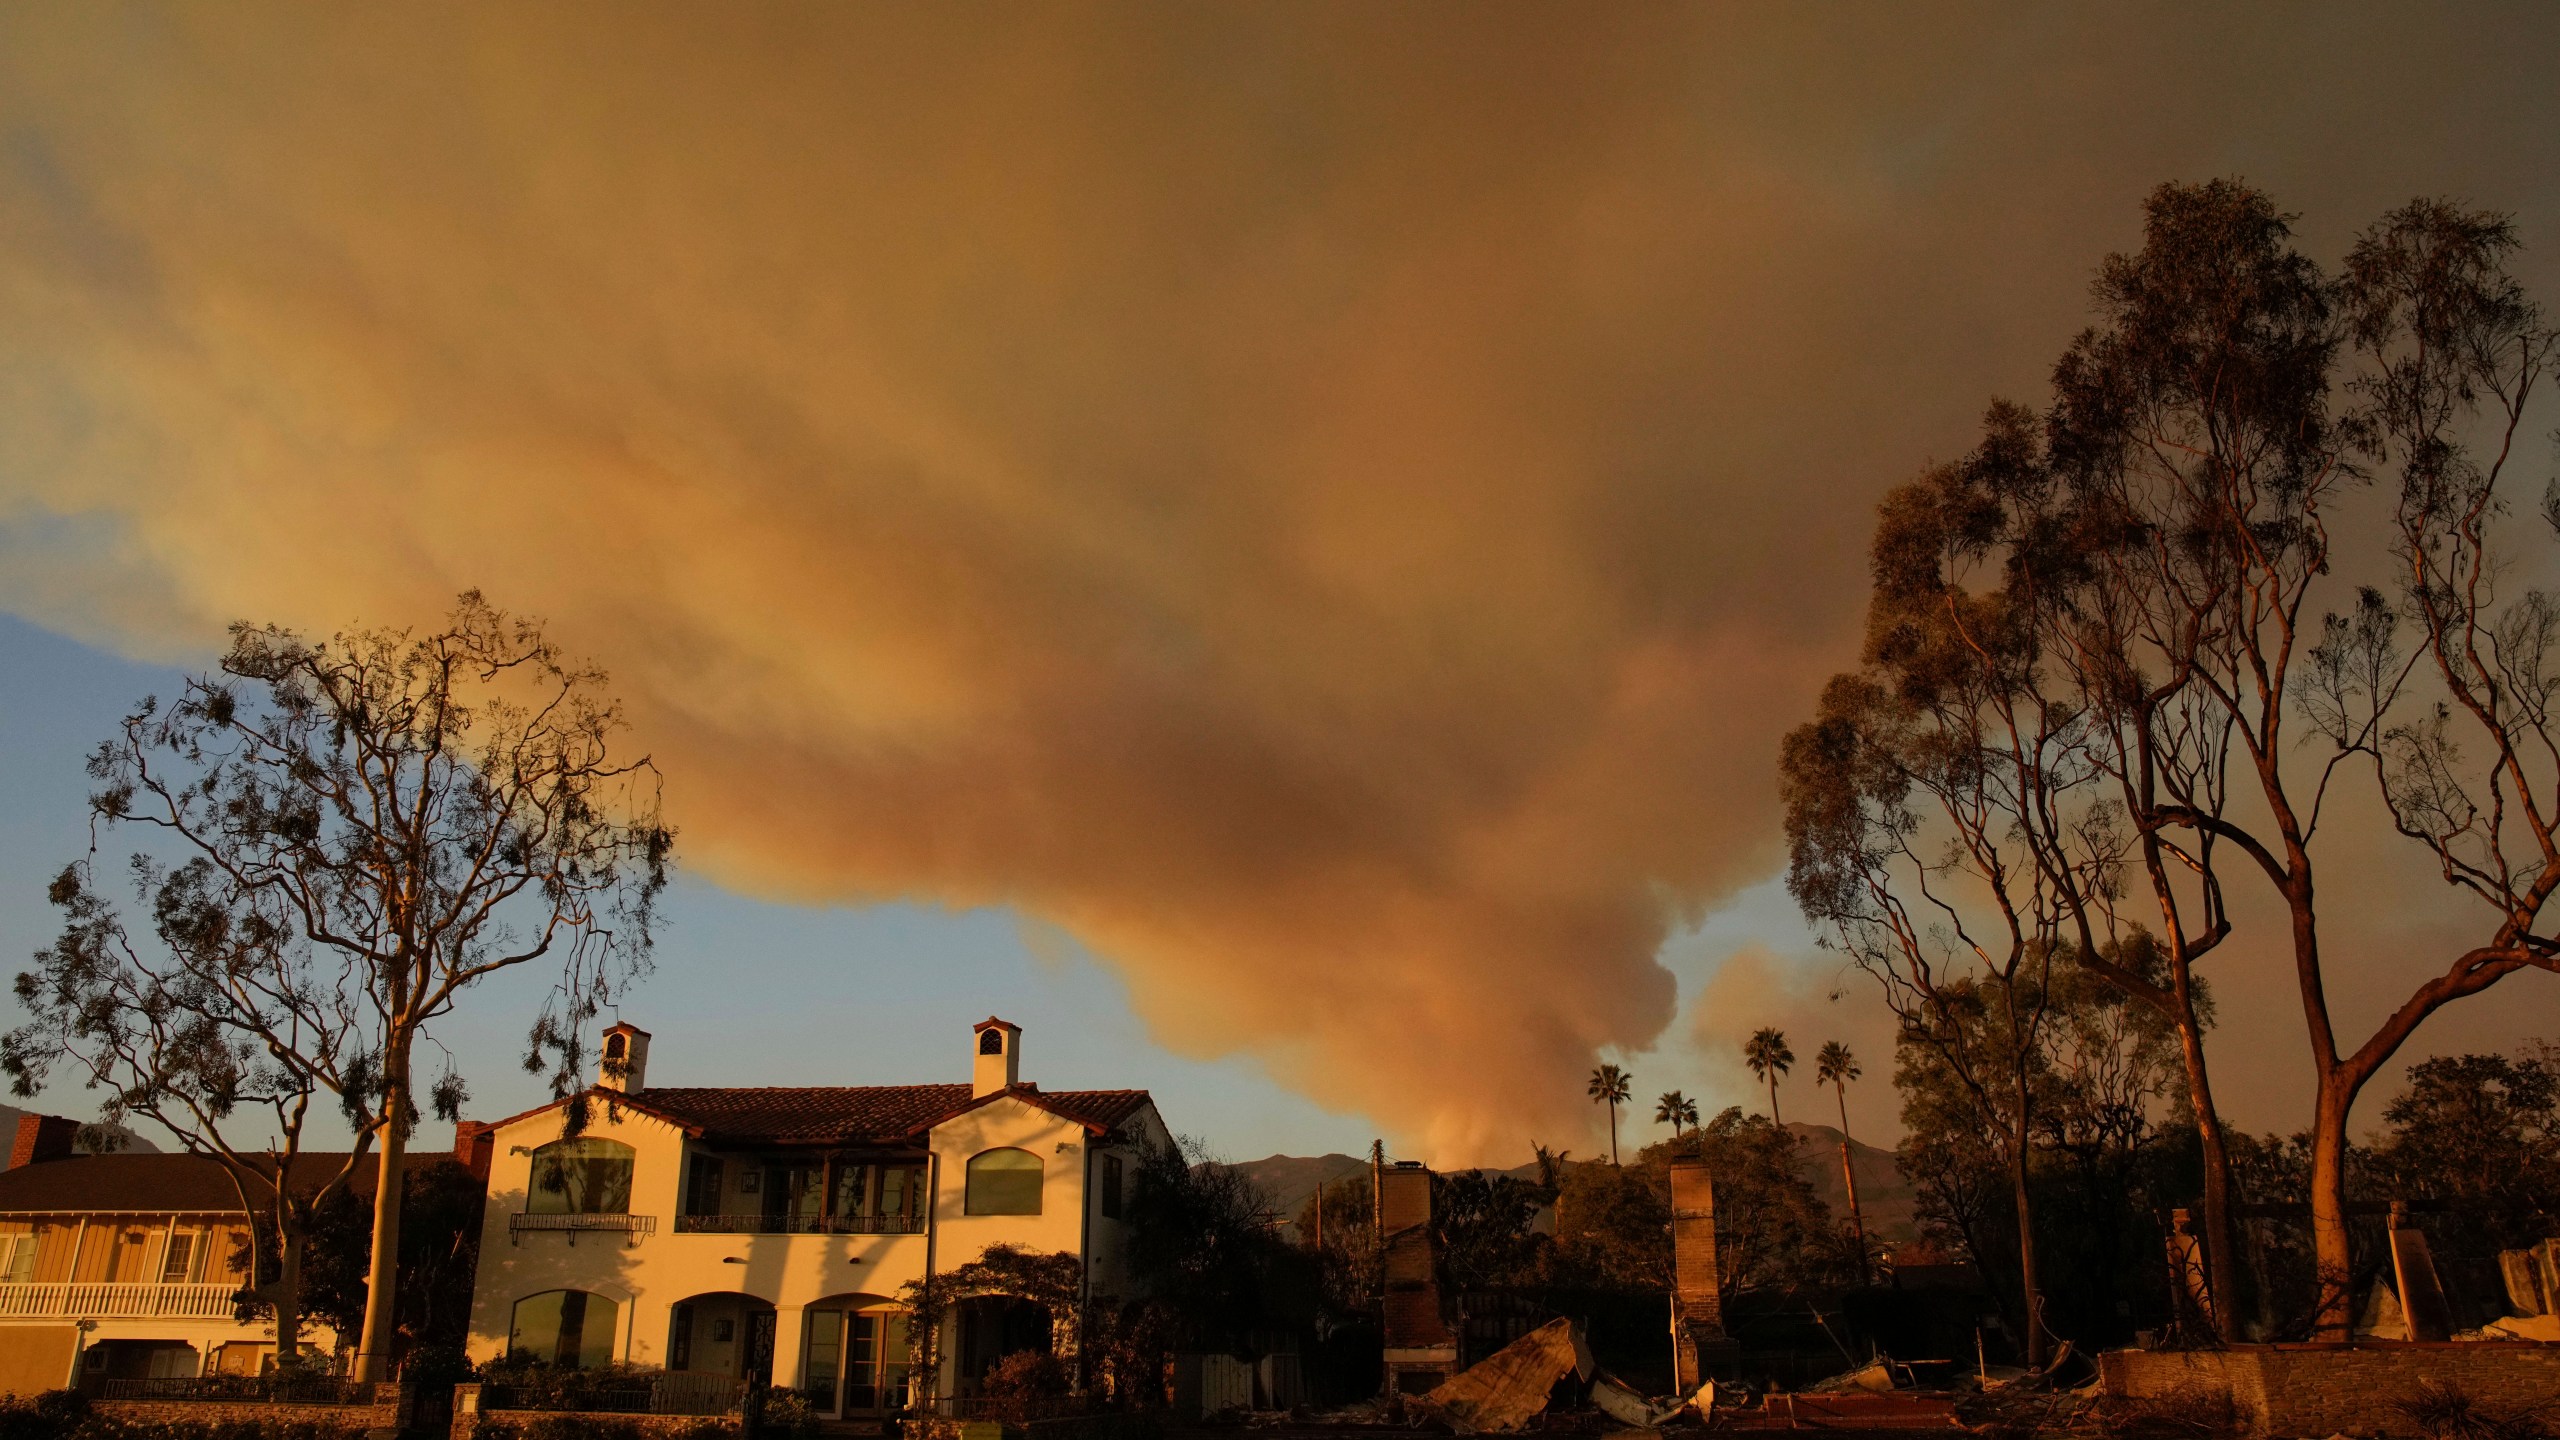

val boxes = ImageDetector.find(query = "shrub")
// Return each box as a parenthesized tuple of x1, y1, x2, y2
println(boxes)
(982, 1351, 1069, 1401)
(747, 1388, 816, 1440)
(2396, 1381, 2551, 1440)
(0, 1391, 87, 1440)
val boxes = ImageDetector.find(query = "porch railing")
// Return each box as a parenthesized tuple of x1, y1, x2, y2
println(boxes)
(0, 1282, 238, 1320)
(671, 1213, 925, 1235)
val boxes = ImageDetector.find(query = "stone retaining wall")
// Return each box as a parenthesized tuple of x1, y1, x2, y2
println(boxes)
(94, 1382, 407, 1434)
(449, 1383, 741, 1440)
(2099, 1343, 2560, 1437)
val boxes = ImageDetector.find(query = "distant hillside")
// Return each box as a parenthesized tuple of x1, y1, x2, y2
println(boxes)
(1227, 1152, 1373, 1222)
(1226, 1123, 1919, 1244)
(1784, 1122, 1918, 1242)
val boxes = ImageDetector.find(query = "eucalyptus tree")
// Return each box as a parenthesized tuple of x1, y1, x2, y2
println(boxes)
(6, 857, 382, 1366)
(2286, 199, 2560, 1333)
(43, 592, 673, 1379)
(1781, 405, 2150, 1364)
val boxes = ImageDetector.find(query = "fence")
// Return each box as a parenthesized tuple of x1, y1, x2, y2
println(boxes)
(100, 1376, 380, 1406)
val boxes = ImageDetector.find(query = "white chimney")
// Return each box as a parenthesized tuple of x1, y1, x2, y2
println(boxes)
(972, 1017, 1021, 1098)
(599, 1022, 651, 1092)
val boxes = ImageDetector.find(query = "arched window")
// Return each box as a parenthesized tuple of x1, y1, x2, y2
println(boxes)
(528, 1137, 636, 1215)
(509, 1289, 619, 1369)
(978, 1029, 1005, 1056)
(964, 1148, 1043, 1215)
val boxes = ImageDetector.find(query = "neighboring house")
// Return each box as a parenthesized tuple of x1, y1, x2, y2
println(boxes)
(0, 1115, 317, 1396)
(461, 1017, 1170, 1425)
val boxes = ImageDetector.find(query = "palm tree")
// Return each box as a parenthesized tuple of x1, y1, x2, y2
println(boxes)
(1743, 1028, 1793, 1127)
(1816, 1041, 1868, 1280)
(1654, 1090, 1699, 1137)
(1587, 1063, 1632, 1164)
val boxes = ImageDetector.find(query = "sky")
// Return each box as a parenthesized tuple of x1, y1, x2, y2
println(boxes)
(1, 4, 2558, 1166)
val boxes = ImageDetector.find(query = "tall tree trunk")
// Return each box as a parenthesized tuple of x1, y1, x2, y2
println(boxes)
(2171, 1015, 2242, 1341)
(272, 1213, 303, 1370)
(1608, 1104, 1619, 1166)
(2309, 1075, 2356, 1340)
(2008, 1133, 2045, 1368)
(1768, 1080, 1782, 1129)
(1833, 1085, 1867, 1282)
(355, 1035, 410, 1382)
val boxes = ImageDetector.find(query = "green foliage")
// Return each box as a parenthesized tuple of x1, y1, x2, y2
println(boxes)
(0, 1390, 373, 1440)
(1892, 944, 2203, 1345)
(1114, 1135, 1319, 1345)
(1553, 1108, 1845, 1298)
(1432, 1170, 1545, 1290)
(300, 1157, 487, 1355)
(746, 1388, 816, 1440)
(2368, 1048, 2559, 1253)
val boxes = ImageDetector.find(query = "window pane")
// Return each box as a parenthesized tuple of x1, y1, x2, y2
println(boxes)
(803, 1310, 841, 1407)
(965, 1150, 1042, 1215)
(529, 1139, 637, 1215)
(686, 1156, 724, 1217)
(161, 1233, 196, 1284)
(510, 1290, 619, 1370)
(880, 1313, 910, 1409)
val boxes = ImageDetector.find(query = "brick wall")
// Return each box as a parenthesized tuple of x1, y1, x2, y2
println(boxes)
(2100, 1344, 2560, 1437)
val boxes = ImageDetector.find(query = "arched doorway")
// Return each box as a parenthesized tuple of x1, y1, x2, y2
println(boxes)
(800, 1293, 911, 1419)
(666, 1292, 778, 1387)
(953, 1294, 1052, 1395)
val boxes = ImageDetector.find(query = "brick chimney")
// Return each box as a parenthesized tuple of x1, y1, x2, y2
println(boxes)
(598, 1022, 650, 1093)
(452, 1121, 495, 1182)
(9, 1114, 80, 1169)
(973, 1017, 1022, 1098)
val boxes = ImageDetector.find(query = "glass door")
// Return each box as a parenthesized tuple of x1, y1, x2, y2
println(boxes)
(845, 1310, 911, 1412)
(802, 1310, 844, 1414)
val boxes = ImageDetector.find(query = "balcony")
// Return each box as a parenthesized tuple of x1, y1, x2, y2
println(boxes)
(508, 1213, 658, 1246)
(0, 1282, 239, 1321)
(671, 1213, 925, 1236)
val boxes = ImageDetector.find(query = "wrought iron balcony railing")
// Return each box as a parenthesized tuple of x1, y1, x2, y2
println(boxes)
(671, 1212, 925, 1235)
(507, 1212, 658, 1245)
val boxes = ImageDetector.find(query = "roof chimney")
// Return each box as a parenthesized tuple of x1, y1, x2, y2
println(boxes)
(453, 1121, 495, 1182)
(973, 1017, 1022, 1099)
(9, 1114, 80, 1169)
(599, 1022, 651, 1093)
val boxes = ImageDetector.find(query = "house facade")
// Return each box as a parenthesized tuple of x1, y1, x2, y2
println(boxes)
(0, 1116, 333, 1397)
(461, 1017, 1169, 1423)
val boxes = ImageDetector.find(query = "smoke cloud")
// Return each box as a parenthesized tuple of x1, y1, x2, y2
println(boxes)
(3, 5, 2558, 1158)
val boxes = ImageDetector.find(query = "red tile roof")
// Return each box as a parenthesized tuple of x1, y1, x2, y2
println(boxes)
(0, 1151, 446, 1215)
(503, 1084, 1157, 1146)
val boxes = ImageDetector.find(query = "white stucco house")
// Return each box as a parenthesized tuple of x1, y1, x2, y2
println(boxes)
(459, 1017, 1171, 1423)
